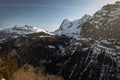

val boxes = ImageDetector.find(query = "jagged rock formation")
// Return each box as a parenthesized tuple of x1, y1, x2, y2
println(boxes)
(80, 2, 120, 40)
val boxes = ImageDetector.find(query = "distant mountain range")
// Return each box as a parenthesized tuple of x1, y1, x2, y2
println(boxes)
(0, 25, 52, 43)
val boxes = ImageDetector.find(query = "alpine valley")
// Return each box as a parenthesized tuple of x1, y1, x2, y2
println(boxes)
(0, 1, 120, 80)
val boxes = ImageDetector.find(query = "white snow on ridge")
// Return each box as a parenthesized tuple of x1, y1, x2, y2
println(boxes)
(1, 25, 52, 35)
(0, 25, 53, 43)
(54, 14, 91, 38)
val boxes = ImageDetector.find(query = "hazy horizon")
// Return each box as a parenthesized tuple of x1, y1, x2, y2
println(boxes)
(0, 0, 119, 31)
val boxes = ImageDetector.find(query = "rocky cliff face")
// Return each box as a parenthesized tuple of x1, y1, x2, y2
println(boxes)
(0, 31, 120, 80)
(80, 3, 120, 40)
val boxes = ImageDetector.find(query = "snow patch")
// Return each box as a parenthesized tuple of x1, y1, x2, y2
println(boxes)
(48, 45, 55, 48)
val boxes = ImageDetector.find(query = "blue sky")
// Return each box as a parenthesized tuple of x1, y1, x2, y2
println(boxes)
(0, 0, 118, 31)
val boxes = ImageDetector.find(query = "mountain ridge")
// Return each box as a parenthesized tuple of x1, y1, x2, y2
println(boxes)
(0, 1, 120, 80)
(80, 2, 120, 40)
(54, 14, 91, 38)
(0, 25, 52, 43)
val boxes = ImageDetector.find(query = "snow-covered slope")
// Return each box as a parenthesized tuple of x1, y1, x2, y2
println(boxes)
(1, 25, 51, 35)
(54, 14, 91, 38)
(0, 25, 52, 43)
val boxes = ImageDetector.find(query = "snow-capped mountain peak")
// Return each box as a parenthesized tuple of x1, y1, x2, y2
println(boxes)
(61, 18, 71, 25)
(54, 14, 91, 38)
(9, 25, 50, 34)
(60, 19, 71, 29)
(0, 25, 52, 43)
